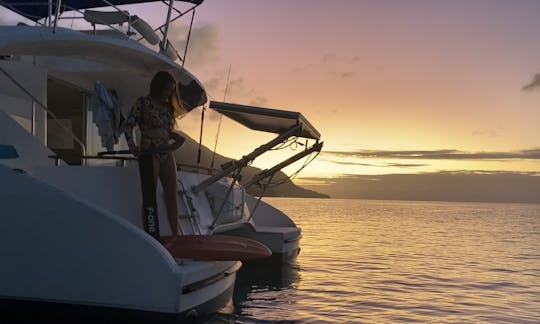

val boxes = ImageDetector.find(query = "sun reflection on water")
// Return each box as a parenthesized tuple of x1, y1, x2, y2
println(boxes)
(216, 199, 540, 323)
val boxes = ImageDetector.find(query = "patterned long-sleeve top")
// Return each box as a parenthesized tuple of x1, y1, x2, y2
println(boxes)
(123, 96, 174, 151)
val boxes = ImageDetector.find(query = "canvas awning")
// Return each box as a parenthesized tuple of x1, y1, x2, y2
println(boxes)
(209, 101, 321, 140)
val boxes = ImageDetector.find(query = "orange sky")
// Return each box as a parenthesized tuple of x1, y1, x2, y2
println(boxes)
(169, 0, 540, 179)
(3, 0, 539, 181)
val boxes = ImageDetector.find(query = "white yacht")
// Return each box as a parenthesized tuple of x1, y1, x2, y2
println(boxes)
(0, 0, 322, 318)
(0, 0, 240, 321)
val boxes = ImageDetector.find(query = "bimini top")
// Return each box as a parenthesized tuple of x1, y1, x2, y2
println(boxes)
(1, 0, 203, 21)
(209, 101, 321, 140)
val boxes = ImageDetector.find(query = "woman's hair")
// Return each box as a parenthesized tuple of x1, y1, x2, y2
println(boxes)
(149, 71, 186, 124)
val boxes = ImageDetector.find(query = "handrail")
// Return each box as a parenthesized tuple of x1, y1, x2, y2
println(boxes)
(176, 162, 217, 175)
(48, 154, 135, 166)
(244, 141, 323, 188)
(2, 1, 202, 63)
(192, 125, 303, 194)
(0, 65, 87, 164)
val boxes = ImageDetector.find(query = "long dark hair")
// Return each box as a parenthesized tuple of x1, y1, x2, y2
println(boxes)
(149, 71, 185, 122)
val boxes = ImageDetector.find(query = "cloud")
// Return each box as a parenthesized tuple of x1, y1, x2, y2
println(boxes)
(322, 53, 337, 64)
(322, 148, 540, 160)
(522, 73, 540, 91)
(203, 71, 269, 107)
(340, 72, 356, 79)
(321, 158, 428, 168)
(320, 54, 359, 80)
(326, 70, 357, 80)
(350, 56, 362, 64)
(202, 68, 230, 96)
(249, 96, 268, 106)
(292, 63, 313, 73)
(385, 163, 430, 168)
(472, 124, 503, 137)
(168, 22, 219, 67)
(322, 159, 379, 167)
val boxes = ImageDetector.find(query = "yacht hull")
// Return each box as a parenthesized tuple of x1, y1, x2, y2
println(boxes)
(0, 162, 240, 319)
(0, 282, 234, 323)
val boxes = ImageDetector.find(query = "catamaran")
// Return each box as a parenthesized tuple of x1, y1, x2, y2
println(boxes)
(0, 0, 322, 320)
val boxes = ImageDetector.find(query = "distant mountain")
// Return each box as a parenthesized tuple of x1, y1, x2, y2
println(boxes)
(300, 172, 540, 204)
(173, 132, 330, 198)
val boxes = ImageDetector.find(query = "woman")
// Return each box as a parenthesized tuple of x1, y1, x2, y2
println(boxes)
(123, 71, 187, 238)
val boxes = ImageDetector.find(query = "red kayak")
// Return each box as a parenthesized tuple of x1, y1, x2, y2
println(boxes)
(161, 235, 272, 261)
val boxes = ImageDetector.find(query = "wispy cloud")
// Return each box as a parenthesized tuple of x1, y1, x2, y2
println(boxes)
(385, 162, 430, 168)
(169, 23, 219, 67)
(326, 70, 357, 80)
(340, 72, 356, 79)
(249, 96, 268, 106)
(472, 124, 503, 137)
(322, 53, 337, 64)
(292, 63, 313, 73)
(522, 73, 540, 91)
(321, 53, 359, 80)
(322, 148, 540, 160)
(350, 56, 362, 64)
(322, 158, 428, 168)
(323, 160, 380, 167)
(203, 68, 229, 95)
(302, 170, 537, 180)
(203, 71, 269, 108)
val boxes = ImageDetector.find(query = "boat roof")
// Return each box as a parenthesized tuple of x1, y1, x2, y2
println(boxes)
(1, 0, 203, 21)
(209, 101, 321, 140)
(0, 25, 207, 109)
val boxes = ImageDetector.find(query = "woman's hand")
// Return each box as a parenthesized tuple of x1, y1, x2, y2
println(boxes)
(168, 132, 186, 150)
(129, 144, 141, 157)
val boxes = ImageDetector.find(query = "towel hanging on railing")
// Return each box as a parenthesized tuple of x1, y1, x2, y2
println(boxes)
(91, 82, 122, 151)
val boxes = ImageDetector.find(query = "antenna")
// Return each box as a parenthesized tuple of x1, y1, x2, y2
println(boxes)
(209, 65, 232, 169)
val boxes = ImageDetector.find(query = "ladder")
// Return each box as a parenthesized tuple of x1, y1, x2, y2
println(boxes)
(176, 179, 203, 235)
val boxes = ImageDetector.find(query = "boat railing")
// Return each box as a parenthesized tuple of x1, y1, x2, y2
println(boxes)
(48, 154, 134, 167)
(176, 162, 218, 175)
(2, 0, 203, 62)
(47, 152, 219, 175)
(0, 64, 87, 165)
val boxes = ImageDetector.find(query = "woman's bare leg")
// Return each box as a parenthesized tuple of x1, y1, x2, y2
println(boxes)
(159, 154, 181, 236)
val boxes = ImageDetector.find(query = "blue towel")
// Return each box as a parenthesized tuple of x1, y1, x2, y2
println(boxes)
(91, 82, 121, 151)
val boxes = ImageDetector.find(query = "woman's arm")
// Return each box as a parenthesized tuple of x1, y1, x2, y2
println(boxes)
(123, 99, 142, 155)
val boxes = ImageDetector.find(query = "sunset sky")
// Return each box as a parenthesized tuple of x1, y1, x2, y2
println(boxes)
(2, 0, 539, 200)
(175, 0, 540, 184)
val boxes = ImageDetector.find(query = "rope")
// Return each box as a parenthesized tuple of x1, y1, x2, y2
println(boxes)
(181, 7, 195, 68)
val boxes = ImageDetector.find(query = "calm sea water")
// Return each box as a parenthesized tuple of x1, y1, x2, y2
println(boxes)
(209, 198, 540, 323)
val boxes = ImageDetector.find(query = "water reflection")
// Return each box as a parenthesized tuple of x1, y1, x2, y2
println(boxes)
(205, 262, 302, 323)
(206, 199, 540, 323)
(234, 262, 301, 320)
(235, 262, 301, 298)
